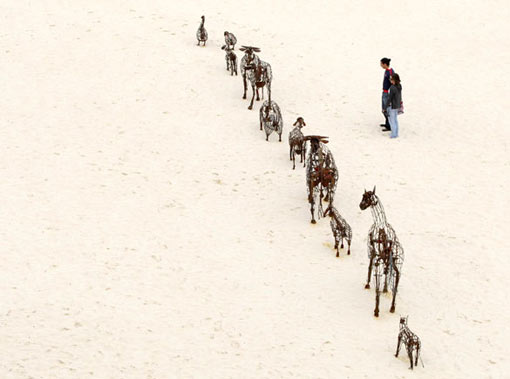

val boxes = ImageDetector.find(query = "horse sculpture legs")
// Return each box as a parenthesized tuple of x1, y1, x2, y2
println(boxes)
(374, 262, 382, 317)
(242, 74, 247, 99)
(309, 195, 316, 224)
(390, 265, 400, 313)
(395, 335, 402, 358)
(383, 269, 389, 293)
(333, 230, 340, 257)
(365, 247, 375, 289)
(408, 348, 414, 369)
(309, 181, 316, 224)
(248, 84, 256, 109)
(396, 340, 419, 369)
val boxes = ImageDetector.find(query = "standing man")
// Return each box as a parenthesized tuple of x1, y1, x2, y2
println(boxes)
(380, 57, 394, 131)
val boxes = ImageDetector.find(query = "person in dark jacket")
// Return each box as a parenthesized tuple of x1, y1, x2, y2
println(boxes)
(380, 57, 394, 131)
(386, 73, 402, 138)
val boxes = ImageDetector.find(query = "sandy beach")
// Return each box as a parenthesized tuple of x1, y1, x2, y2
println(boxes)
(1, 0, 509, 377)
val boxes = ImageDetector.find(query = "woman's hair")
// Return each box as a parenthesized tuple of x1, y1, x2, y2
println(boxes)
(390, 73, 401, 84)
(380, 57, 391, 65)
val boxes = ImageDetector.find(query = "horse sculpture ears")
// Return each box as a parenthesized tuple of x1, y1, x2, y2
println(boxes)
(373, 185, 376, 194)
(294, 117, 306, 127)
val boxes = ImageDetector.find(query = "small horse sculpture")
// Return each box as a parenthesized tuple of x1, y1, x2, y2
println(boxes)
(245, 60, 272, 110)
(305, 135, 338, 224)
(360, 187, 404, 317)
(224, 31, 237, 49)
(221, 45, 237, 76)
(259, 100, 282, 141)
(396, 316, 422, 370)
(323, 205, 352, 257)
(196, 16, 208, 46)
(289, 117, 306, 169)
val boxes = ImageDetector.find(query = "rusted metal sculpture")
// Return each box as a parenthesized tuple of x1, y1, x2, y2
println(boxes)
(259, 100, 282, 141)
(240, 46, 261, 100)
(323, 205, 352, 257)
(245, 59, 272, 110)
(359, 187, 404, 317)
(289, 117, 306, 170)
(196, 16, 208, 46)
(221, 45, 238, 76)
(224, 31, 237, 49)
(396, 316, 422, 370)
(305, 135, 338, 224)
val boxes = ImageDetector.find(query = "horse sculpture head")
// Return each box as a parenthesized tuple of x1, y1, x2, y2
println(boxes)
(359, 186, 377, 210)
(399, 316, 409, 329)
(304, 135, 328, 153)
(240, 45, 260, 65)
(294, 117, 306, 129)
(323, 205, 333, 218)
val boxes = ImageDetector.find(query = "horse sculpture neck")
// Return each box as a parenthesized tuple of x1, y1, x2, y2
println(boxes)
(370, 195, 387, 227)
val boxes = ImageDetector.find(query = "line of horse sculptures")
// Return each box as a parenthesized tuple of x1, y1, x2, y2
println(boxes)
(196, 16, 422, 370)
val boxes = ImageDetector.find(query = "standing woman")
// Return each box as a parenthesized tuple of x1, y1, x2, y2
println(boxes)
(380, 57, 394, 131)
(387, 73, 402, 139)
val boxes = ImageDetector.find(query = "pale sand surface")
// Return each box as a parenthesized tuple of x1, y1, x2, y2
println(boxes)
(1, 1, 509, 378)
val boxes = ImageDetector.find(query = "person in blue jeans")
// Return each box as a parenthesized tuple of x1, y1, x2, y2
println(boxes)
(386, 73, 402, 138)
(380, 57, 394, 131)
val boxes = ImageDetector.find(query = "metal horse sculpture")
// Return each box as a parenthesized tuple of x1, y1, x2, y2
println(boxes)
(196, 16, 208, 46)
(245, 59, 272, 110)
(288, 117, 306, 170)
(305, 136, 338, 224)
(224, 31, 237, 49)
(221, 45, 237, 76)
(323, 205, 352, 257)
(396, 316, 422, 370)
(359, 187, 404, 317)
(259, 100, 282, 141)
(240, 46, 261, 100)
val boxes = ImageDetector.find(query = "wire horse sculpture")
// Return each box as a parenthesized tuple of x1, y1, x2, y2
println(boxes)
(224, 31, 237, 49)
(305, 135, 338, 224)
(259, 100, 282, 141)
(396, 316, 422, 370)
(323, 205, 352, 257)
(359, 187, 404, 317)
(221, 45, 237, 76)
(288, 117, 306, 170)
(196, 16, 208, 46)
(244, 59, 272, 110)
(240, 46, 261, 100)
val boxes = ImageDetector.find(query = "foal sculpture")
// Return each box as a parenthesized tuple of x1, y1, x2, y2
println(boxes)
(245, 60, 272, 110)
(396, 316, 422, 370)
(360, 187, 404, 317)
(288, 117, 306, 169)
(221, 45, 237, 76)
(305, 135, 338, 224)
(323, 205, 352, 257)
